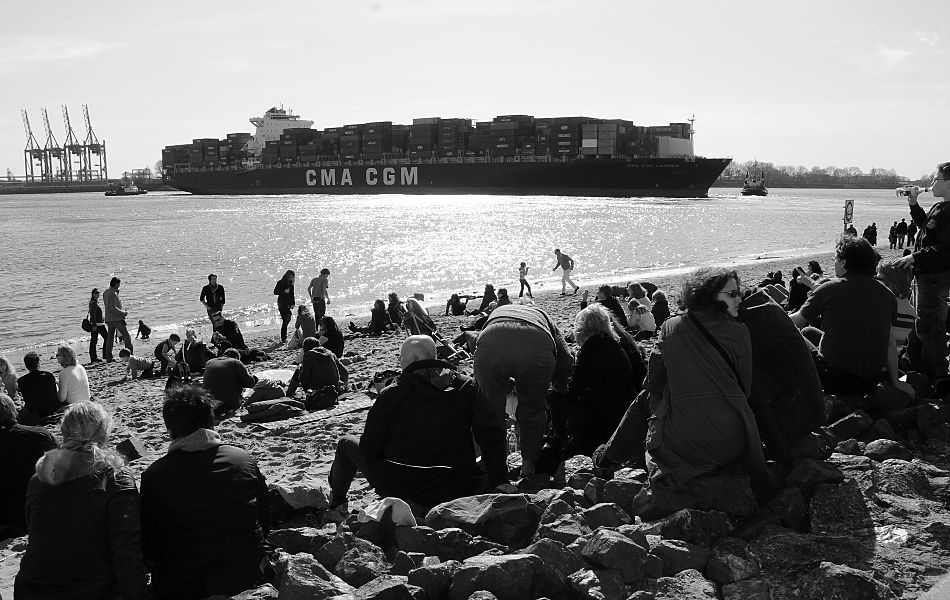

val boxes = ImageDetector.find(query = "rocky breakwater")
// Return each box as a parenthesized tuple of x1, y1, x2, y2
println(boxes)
(239, 377, 950, 600)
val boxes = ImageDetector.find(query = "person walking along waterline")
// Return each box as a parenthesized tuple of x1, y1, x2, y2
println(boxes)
(552, 248, 579, 295)
(274, 270, 296, 344)
(103, 277, 132, 362)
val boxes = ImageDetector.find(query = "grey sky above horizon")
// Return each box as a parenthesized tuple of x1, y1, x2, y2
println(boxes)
(0, 0, 946, 179)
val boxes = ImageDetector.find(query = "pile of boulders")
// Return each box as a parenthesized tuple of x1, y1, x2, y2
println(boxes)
(233, 377, 950, 600)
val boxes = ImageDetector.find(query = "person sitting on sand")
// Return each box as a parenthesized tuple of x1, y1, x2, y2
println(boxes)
(288, 305, 318, 349)
(202, 348, 255, 414)
(141, 384, 270, 600)
(468, 284, 497, 315)
(176, 328, 212, 374)
(14, 401, 147, 599)
(319, 315, 346, 357)
(580, 285, 629, 328)
(349, 300, 395, 337)
(0, 393, 57, 537)
(286, 337, 349, 398)
(592, 267, 776, 510)
(56, 345, 90, 404)
(474, 302, 574, 488)
(550, 304, 637, 458)
(495, 288, 511, 308)
(16, 352, 63, 425)
(789, 236, 913, 397)
(650, 289, 672, 329)
(786, 266, 811, 312)
(445, 293, 470, 316)
(210, 312, 247, 353)
(154, 333, 180, 376)
(327, 335, 493, 514)
(120, 348, 155, 380)
(626, 283, 657, 337)
(387, 292, 407, 327)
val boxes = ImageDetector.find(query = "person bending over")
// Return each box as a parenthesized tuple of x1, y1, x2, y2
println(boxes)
(16, 352, 62, 425)
(154, 333, 181, 376)
(210, 311, 247, 353)
(141, 384, 270, 600)
(789, 235, 910, 397)
(285, 337, 349, 398)
(327, 336, 492, 514)
(202, 348, 255, 413)
(0, 393, 57, 537)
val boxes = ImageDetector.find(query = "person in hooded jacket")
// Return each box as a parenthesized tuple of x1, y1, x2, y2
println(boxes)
(327, 335, 493, 512)
(14, 401, 147, 600)
(285, 337, 349, 398)
(0, 393, 56, 537)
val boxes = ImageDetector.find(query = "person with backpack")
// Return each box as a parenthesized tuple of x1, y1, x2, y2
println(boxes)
(285, 337, 349, 404)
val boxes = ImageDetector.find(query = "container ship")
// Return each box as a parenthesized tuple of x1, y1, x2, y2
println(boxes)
(162, 108, 731, 198)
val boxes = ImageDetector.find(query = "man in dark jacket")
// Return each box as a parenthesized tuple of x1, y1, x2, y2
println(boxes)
(210, 312, 247, 352)
(285, 337, 348, 398)
(202, 349, 255, 412)
(0, 393, 56, 536)
(896, 162, 950, 378)
(141, 384, 270, 600)
(327, 335, 492, 512)
(199, 273, 226, 323)
(16, 352, 62, 425)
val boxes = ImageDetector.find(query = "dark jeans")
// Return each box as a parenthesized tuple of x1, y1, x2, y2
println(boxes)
(154, 347, 171, 374)
(312, 298, 327, 322)
(802, 326, 881, 395)
(278, 304, 293, 342)
(89, 325, 108, 361)
(519, 278, 532, 297)
(915, 271, 950, 378)
(104, 320, 132, 361)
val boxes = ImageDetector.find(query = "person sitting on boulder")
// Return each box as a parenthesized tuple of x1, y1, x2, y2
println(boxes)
(0, 393, 56, 538)
(201, 348, 255, 414)
(789, 235, 913, 397)
(285, 337, 349, 399)
(327, 335, 493, 514)
(16, 352, 63, 425)
(141, 384, 270, 600)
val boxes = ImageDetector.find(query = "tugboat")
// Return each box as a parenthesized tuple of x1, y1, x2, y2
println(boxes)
(741, 161, 768, 196)
(104, 181, 147, 197)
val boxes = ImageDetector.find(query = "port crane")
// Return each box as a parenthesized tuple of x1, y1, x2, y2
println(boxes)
(21, 110, 44, 182)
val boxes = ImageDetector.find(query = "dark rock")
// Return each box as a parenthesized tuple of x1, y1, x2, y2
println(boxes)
(269, 527, 335, 556)
(827, 410, 874, 441)
(615, 524, 650, 550)
(420, 556, 441, 567)
(388, 552, 416, 577)
(279, 552, 356, 600)
(627, 568, 719, 599)
(765, 487, 807, 530)
(824, 394, 868, 424)
(469, 537, 507, 556)
(602, 478, 644, 515)
(466, 592, 497, 600)
(648, 538, 712, 576)
(580, 503, 631, 529)
(405, 552, 425, 567)
(630, 481, 697, 521)
(917, 403, 950, 432)
(335, 543, 389, 587)
(705, 553, 760, 585)
(877, 459, 932, 499)
(566, 536, 588, 558)
(834, 439, 864, 455)
(535, 514, 592, 545)
(584, 477, 607, 505)
(787, 457, 845, 489)
(786, 430, 836, 460)
(426, 528, 474, 561)
(733, 514, 781, 540)
(686, 469, 757, 517)
(864, 439, 913, 462)
(903, 371, 932, 399)
(567, 568, 627, 600)
(924, 422, 950, 441)
(529, 488, 574, 511)
(447, 554, 545, 600)
(540, 499, 575, 523)
(115, 437, 149, 462)
(564, 455, 595, 483)
(869, 384, 913, 411)
(315, 535, 348, 571)
(394, 526, 434, 554)
(640, 508, 733, 548)
(800, 561, 898, 599)
(711, 536, 748, 557)
(860, 418, 897, 443)
(230, 583, 279, 599)
(407, 560, 462, 600)
(642, 553, 664, 579)
(355, 575, 424, 600)
(516, 538, 586, 597)
(745, 525, 872, 577)
(425, 494, 542, 548)
(721, 578, 771, 600)
(582, 527, 648, 583)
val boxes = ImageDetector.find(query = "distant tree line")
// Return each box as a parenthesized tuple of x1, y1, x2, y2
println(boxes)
(715, 160, 932, 189)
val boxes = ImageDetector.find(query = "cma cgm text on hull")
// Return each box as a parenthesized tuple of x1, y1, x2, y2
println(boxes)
(162, 108, 732, 198)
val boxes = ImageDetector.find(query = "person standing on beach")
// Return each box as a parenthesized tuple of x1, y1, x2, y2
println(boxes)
(896, 218, 908, 249)
(552, 248, 579, 295)
(200, 274, 226, 325)
(895, 162, 950, 378)
(103, 277, 132, 362)
(307, 268, 331, 322)
(519, 262, 533, 298)
(907, 221, 918, 248)
(274, 270, 296, 344)
(88, 288, 108, 363)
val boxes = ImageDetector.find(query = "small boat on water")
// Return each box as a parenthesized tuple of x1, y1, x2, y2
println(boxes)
(741, 161, 768, 196)
(105, 182, 147, 197)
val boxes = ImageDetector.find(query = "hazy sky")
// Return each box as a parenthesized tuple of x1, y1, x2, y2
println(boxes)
(1, 0, 946, 179)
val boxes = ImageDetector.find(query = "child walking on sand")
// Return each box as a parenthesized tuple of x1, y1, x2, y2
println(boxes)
(519, 262, 533, 298)
(119, 347, 155, 380)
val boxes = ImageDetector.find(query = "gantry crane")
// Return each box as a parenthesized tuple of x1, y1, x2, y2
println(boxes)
(22, 110, 44, 182)
(41, 108, 64, 182)
(83, 104, 107, 181)
(62, 105, 84, 182)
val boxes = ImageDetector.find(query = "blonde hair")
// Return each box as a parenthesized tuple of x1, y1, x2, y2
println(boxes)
(56, 345, 78, 367)
(0, 355, 15, 378)
(60, 401, 124, 474)
(0, 393, 16, 426)
(574, 304, 617, 347)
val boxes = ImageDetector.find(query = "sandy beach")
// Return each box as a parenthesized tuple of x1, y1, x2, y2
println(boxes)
(0, 246, 930, 597)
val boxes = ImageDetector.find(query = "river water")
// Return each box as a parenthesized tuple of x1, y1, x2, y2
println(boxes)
(0, 188, 915, 356)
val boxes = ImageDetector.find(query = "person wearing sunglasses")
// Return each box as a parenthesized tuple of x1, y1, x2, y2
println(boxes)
(895, 162, 950, 379)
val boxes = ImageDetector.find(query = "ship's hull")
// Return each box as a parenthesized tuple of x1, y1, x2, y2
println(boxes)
(165, 157, 732, 198)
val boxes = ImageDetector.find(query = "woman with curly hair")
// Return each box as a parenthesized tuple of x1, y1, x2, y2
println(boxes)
(15, 401, 147, 599)
(593, 267, 773, 510)
(0, 355, 17, 399)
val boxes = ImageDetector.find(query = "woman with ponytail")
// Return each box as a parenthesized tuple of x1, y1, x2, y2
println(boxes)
(15, 401, 147, 599)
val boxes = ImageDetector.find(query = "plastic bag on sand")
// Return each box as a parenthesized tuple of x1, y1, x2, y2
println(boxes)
(358, 497, 417, 527)
(268, 475, 330, 510)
